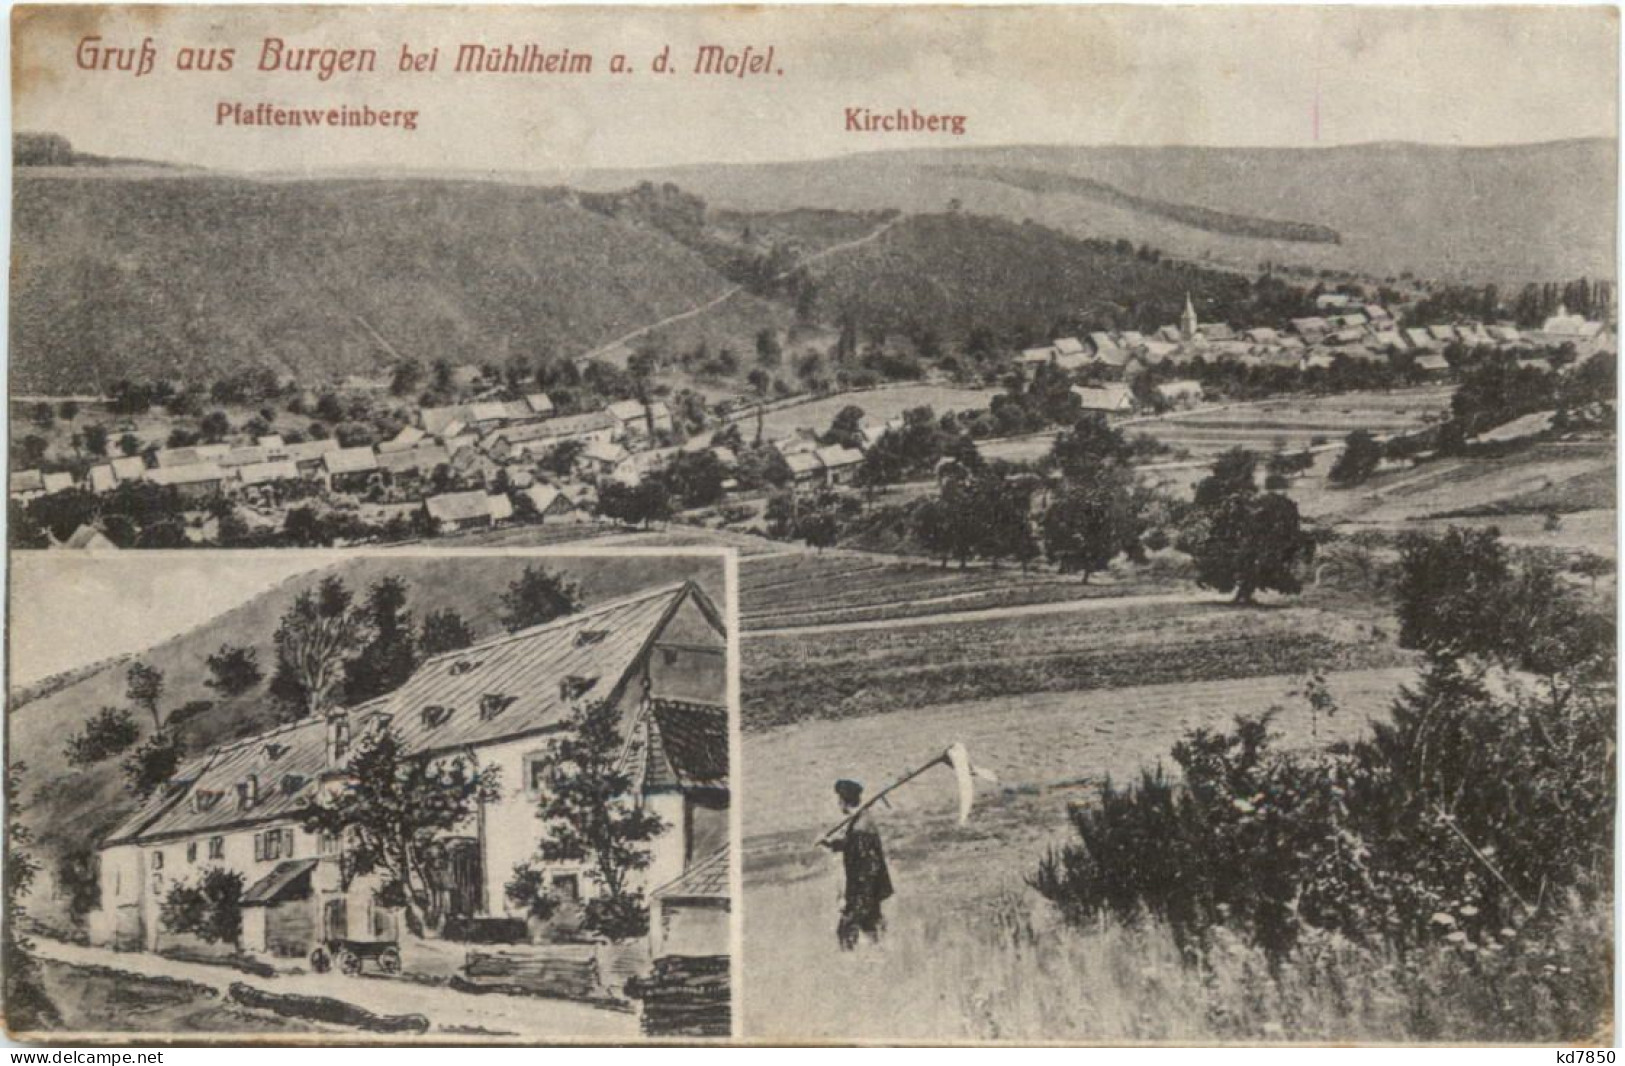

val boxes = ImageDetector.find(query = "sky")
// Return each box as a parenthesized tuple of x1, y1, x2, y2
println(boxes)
(9, 552, 325, 687)
(10, 5, 1619, 174)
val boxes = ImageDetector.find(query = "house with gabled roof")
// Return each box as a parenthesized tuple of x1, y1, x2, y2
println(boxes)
(91, 581, 728, 960)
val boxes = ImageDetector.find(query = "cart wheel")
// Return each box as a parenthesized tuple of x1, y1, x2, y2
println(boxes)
(309, 947, 331, 974)
(338, 949, 362, 976)
(378, 947, 401, 975)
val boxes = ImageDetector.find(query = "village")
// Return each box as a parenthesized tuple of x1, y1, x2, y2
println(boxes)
(8, 293, 1611, 553)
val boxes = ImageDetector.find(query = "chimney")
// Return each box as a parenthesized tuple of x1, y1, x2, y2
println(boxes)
(325, 713, 351, 767)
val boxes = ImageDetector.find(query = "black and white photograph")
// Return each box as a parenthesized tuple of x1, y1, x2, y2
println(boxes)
(3, 2, 1618, 1048)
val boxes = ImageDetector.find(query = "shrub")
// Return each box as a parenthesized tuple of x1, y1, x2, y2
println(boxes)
(122, 730, 185, 799)
(160, 868, 245, 945)
(63, 707, 141, 767)
(503, 864, 562, 923)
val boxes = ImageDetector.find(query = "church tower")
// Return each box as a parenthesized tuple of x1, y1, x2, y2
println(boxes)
(1180, 293, 1199, 340)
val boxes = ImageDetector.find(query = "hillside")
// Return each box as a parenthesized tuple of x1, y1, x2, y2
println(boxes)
(566, 139, 1617, 284)
(8, 553, 725, 907)
(804, 211, 1252, 341)
(8, 174, 742, 392)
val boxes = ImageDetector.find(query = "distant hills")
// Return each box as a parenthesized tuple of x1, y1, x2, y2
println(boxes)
(9, 137, 1614, 392)
(566, 139, 1617, 285)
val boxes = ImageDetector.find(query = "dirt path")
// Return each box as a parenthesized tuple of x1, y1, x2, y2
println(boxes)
(584, 215, 902, 361)
(745, 587, 1219, 638)
(31, 937, 637, 1039)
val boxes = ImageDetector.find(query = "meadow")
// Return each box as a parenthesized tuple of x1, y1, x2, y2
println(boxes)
(750, 384, 1005, 441)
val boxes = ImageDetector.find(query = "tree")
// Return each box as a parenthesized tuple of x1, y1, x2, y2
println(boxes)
(1193, 447, 1259, 508)
(344, 577, 418, 705)
(204, 644, 263, 698)
(199, 410, 233, 442)
(77, 424, 110, 458)
(57, 400, 80, 422)
(270, 577, 368, 718)
(657, 452, 726, 510)
(117, 433, 143, 458)
(1328, 430, 1382, 486)
(1043, 414, 1133, 481)
(1042, 469, 1147, 582)
(160, 868, 246, 945)
(501, 565, 583, 633)
(597, 480, 673, 529)
(419, 608, 475, 658)
(522, 700, 664, 942)
(29, 402, 53, 430)
(5, 763, 61, 1031)
(64, 707, 141, 767)
(126, 662, 166, 730)
(122, 730, 185, 799)
(300, 728, 499, 936)
(1192, 491, 1315, 604)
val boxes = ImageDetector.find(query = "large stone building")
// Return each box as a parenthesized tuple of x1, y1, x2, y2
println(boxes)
(91, 581, 729, 961)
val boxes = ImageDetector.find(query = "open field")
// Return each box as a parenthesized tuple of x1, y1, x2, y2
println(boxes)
(741, 594, 1406, 731)
(750, 384, 1004, 439)
(737, 552, 1175, 630)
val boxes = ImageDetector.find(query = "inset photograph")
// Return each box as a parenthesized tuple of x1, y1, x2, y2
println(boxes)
(7, 549, 735, 1041)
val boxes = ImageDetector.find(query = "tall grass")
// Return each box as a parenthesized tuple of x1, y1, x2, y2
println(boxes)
(743, 875, 1611, 1043)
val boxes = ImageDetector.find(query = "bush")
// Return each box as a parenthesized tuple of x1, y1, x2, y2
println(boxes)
(123, 730, 185, 799)
(583, 892, 650, 943)
(63, 707, 141, 767)
(160, 868, 245, 945)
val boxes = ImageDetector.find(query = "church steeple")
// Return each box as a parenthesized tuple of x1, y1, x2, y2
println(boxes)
(1180, 293, 1198, 340)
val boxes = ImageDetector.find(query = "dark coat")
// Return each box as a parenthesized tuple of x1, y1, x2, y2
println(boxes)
(831, 809, 893, 912)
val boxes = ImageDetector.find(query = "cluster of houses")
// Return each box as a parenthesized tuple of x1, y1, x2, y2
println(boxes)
(92, 580, 731, 964)
(10, 391, 751, 539)
(1019, 296, 1610, 383)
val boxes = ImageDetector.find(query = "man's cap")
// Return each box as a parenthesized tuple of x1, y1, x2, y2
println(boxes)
(834, 778, 863, 803)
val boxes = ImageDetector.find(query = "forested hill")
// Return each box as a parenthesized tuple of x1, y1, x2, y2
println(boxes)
(9, 173, 741, 392)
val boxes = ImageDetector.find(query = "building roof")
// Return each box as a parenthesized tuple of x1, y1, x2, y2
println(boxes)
(653, 844, 729, 901)
(1415, 353, 1451, 371)
(220, 446, 268, 469)
(10, 471, 44, 495)
(88, 465, 117, 494)
(1018, 346, 1057, 364)
(238, 460, 301, 486)
(606, 399, 649, 423)
(525, 394, 554, 415)
(785, 451, 823, 476)
(523, 484, 567, 513)
(488, 493, 515, 523)
(147, 463, 227, 487)
(425, 490, 494, 524)
(1054, 337, 1085, 355)
(60, 524, 116, 550)
(107, 583, 722, 848)
(110, 456, 149, 480)
(322, 447, 378, 475)
(580, 439, 631, 465)
(1071, 385, 1134, 412)
(285, 439, 339, 464)
(42, 471, 75, 494)
(241, 859, 319, 906)
(643, 699, 728, 792)
(1088, 331, 1119, 353)
(376, 444, 450, 475)
(815, 445, 864, 469)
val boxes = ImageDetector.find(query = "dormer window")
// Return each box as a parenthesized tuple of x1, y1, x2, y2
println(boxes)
(281, 773, 307, 795)
(559, 676, 598, 702)
(422, 705, 453, 729)
(448, 658, 482, 676)
(238, 774, 260, 809)
(265, 743, 288, 761)
(368, 713, 392, 737)
(480, 694, 517, 721)
(193, 789, 223, 813)
(575, 629, 609, 647)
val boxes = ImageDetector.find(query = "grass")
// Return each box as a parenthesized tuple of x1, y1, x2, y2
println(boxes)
(31, 959, 314, 1035)
(742, 879, 1613, 1043)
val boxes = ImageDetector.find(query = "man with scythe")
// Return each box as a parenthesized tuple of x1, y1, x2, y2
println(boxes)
(816, 743, 995, 951)
(819, 778, 894, 950)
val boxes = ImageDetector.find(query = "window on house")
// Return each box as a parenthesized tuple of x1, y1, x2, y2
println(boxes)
(525, 752, 549, 797)
(480, 693, 517, 721)
(551, 874, 580, 902)
(208, 837, 224, 860)
(422, 705, 453, 728)
(559, 675, 598, 702)
(318, 831, 340, 857)
(662, 648, 680, 666)
(575, 629, 608, 647)
(283, 827, 296, 859)
(186, 841, 197, 864)
(151, 850, 164, 870)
